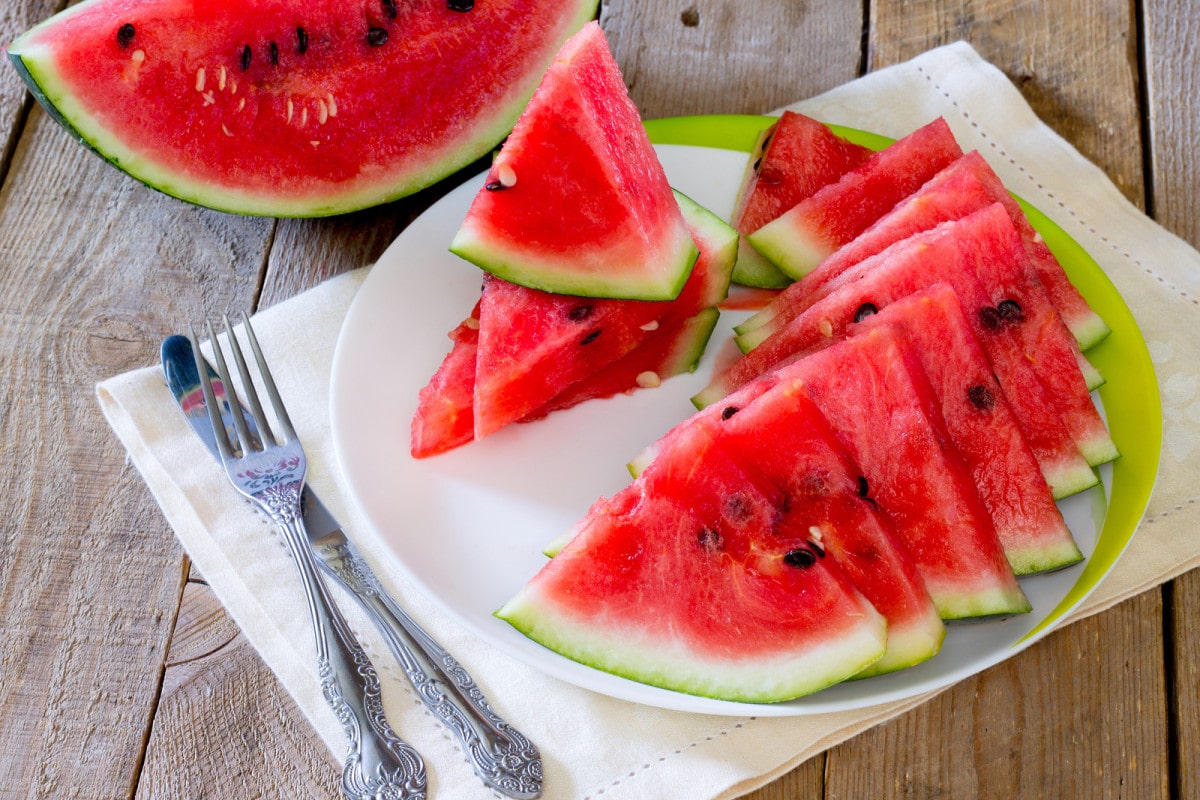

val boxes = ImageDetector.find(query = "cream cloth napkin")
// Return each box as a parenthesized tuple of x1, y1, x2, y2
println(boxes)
(99, 41, 1199, 799)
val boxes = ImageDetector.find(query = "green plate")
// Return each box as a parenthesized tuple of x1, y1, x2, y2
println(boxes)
(645, 113, 1162, 641)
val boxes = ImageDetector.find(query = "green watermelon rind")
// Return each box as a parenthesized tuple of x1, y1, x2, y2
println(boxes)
(496, 583, 889, 704)
(6, 0, 600, 217)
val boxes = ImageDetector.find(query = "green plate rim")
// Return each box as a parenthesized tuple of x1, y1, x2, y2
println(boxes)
(644, 113, 1163, 644)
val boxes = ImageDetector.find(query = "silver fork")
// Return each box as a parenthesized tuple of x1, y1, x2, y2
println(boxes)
(189, 313, 427, 800)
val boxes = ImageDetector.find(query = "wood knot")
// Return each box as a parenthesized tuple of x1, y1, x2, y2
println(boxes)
(681, 5, 700, 27)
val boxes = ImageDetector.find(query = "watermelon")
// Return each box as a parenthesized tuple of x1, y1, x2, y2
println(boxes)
(695, 204, 1107, 499)
(449, 21, 697, 300)
(768, 327, 1031, 619)
(6, 0, 598, 216)
(497, 421, 888, 703)
(411, 190, 736, 454)
(728, 111, 873, 289)
(747, 117, 964, 279)
(707, 384, 945, 675)
(736, 150, 1109, 352)
(837, 286, 1082, 574)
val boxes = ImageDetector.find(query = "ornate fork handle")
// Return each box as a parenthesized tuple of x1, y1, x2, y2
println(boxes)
(262, 481, 428, 800)
(317, 534, 542, 799)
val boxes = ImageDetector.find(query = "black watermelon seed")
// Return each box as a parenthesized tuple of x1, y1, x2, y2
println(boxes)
(566, 304, 593, 322)
(448, 0, 475, 10)
(367, 27, 389, 46)
(752, 157, 763, 172)
(382, 0, 398, 19)
(721, 406, 740, 420)
(268, 41, 279, 65)
(997, 298, 1025, 323)
(697, 528, 723, 552)
(808, 540, 826, 558)
(240, 44, 252, 70)
(580, 330, 601, 346)
(968, 384, 995, 410)
(853, 302, 878, 322)
(783, 547, 817, 569)
(978, 305, 1003, 332)
(296, 27, 309, 54)
(484, 181, 506, 191)
(857, 475, 869, 498)
(116, 24, 136, 49)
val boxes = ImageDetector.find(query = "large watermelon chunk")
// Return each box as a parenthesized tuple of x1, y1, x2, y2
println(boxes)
(736, 150, 1109, 352)
(449, 21, 697, 300)
(770, 327, 1031, 620)
(497, 421, 888, 703)
(842, 286, 1082, 575)
(411, 190, 736, 454)
(696, 204, 1106, 499)
(6, 0, 598, 216)
(728, 111, 873, 289)
(747, 117, 963, 279)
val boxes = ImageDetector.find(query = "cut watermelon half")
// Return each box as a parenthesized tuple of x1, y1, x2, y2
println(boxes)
(770, 327, 1031, 620)
(6, 0, 598, 216)
(728, 111, 873, 288)
(497, 421, 888, 703)
(449, 21, 697, 300)
(747, 117, 964, 279)
(736, 150, 1109, 352)
(411, 190, 736, 454)
(845, 287, 1083, 575)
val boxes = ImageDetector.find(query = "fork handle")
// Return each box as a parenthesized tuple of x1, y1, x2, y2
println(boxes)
(279, 514, 428, 800)
(320, 539, 542, 799)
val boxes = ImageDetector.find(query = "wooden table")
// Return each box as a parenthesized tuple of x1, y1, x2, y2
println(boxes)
(1, 1, 1195, 797)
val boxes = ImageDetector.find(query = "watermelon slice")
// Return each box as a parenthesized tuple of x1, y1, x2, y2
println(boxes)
(747, 117, 964, 279)
(709, 383, 945, 675)
(411, 190, 736, 454)
(769, 327, 1031, 619)
(449, 22, 697, 300)
(497, 421, 888, 703)
(695, 204, 1107, 499)
(843, 287, 1082, 574)
(736, 150, 1109, 352)
(6, 0, 598, 216)
(728, 111, 873, 289)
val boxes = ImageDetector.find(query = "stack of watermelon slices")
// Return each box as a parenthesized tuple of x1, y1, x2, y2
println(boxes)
(411, 22, 739, 457)
(495, 116, 1121, 703)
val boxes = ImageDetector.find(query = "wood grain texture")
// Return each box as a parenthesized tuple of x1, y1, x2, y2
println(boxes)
(0, 104, 268, 797)
(1170, 572, 1200, 800)
(602, 0, 864, 117)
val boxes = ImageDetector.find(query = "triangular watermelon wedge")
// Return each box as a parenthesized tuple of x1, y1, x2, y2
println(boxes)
(728, 111, 873, 288)
(695, 204, 1106, 499)
(736, 150, 1109, 352)
(770, 327, 1031, 620)
(497, 421, 888, 703)
(747, 117, 964, 279)
(449, 21, 697, 301)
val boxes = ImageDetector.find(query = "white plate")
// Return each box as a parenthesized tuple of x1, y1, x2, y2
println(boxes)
(330, 144, 1112, 716)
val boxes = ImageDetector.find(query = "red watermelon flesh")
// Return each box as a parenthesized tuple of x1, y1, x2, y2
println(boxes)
(728, 111, 873, 288)
(846, 286, 1082, 574)
(736, 150, 1108, 352)
(522, 308, 719, 422)
(450, 21, 697, 301)
(708, 383, 945, 675)
(6, 0, 598, 216)
(695, 204, 1101, 499)
(746, 117, 964, 279)
(770, 327, 1030, 619)
(410, 307, 480, 459)
(496, 422, 888, 702)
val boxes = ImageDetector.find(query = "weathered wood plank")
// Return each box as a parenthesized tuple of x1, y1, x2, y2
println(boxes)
(603, 0, 864, 117)
(0, 106, 271, 799)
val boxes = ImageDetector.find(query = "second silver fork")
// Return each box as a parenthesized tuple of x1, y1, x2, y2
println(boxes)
(190, 314, 427, 800)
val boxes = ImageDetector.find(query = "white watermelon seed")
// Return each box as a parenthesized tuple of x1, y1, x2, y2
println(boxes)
(818, 318, 834, 338)
(194, 68, 206, 92)
(131, 49, 145, 63)
(286, 99, 294, 123)
(218, 65, 227, 91)
(221, 124, 233, 137)
(497, 163, 517, 188)
(318, 99, 328, 124)
(639, 320, 659, 331)
(326, 94, 338, 117)
(636, 371, 661, 388)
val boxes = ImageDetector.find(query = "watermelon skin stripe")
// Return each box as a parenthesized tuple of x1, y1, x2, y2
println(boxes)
(7, 0, 599, 217)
